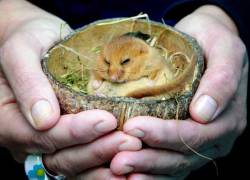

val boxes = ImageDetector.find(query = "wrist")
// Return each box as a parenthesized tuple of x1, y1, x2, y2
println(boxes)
(193, 5, 238, 35)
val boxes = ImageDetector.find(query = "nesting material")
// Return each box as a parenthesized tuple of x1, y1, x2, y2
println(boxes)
(42, 17, 204, 129)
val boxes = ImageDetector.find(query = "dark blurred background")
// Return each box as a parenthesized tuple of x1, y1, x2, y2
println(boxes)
(0, 0, 249, 179)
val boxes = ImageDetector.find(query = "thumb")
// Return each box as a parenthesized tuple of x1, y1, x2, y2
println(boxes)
(189, 35, 246, 123)
(175, 15, 246, 123)
(0, 19, 73, 130)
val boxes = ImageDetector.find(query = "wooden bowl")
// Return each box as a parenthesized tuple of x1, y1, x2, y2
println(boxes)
(41, 18, 204, 129)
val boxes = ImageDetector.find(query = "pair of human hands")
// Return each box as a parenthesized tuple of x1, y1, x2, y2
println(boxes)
(0, 1, 247, 179)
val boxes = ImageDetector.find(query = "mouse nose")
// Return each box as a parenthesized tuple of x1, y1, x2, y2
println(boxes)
(110, 75, 118, 82)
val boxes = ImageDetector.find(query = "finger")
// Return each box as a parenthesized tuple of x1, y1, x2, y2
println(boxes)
(2, 107, 117, 153)
(70, 168, 126, 180)
(0, 68, 118, 153)
(0, 21, 72, 130)
(43, 131, 142, 176)
(175, 14, 246, 123)
(124, 54, 247, 152)
(123, 114, 238, 152)
(39, 109, 118, 150)
(189, 34, 245, 123)
(128, 173, 186, 180)
(1, 66, 118, 152)
(0, 67, 16, 109)
(111, 148, 218, 176)
(0, 33, 58, 130)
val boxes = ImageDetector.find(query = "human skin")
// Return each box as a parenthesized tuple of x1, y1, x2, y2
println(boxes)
(109, 5, 248, 180)
(0, 1, 141, 179)
(0, 1, 248, 180)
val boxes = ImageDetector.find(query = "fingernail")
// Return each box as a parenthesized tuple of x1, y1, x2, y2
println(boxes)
(95, 120, 116, 133)
(121, 166, 134, 174)
(31, 100, 53, 128)
(118, 140, 131, 151)
(194, 95, 218, 122)
(126, 129, 145, 138)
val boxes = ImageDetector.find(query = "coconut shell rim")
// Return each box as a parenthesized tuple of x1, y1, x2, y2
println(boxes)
(41, 18, 204, 105)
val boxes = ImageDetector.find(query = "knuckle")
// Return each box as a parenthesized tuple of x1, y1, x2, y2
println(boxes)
(171, 157, 191, 176)
(239, 41, 246, 55)
(68, 118, 95, 143)
(212, 68, 238, 97)
(229, 101, 247, 136)
(30, 133, 57, 153)
(233, 36, 246, 55)
(92, 147, 108, 163)
(178, 124, 204, 153)
(231, 36, 247, 67)
(147, 133, 164, 147)
(14, 73, 50, 101)
(48, 154, 74, 176)
(214, 142, 233, 158)
(14, 72, 45, 90)
(0, 37, 19, 64)
(143, 126, 166, 147)
(233, 105, 247, 135)
(233, 113, 247, 136)
(237, 118, 247, 135)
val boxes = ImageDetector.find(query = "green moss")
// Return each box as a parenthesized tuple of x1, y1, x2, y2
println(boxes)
(57, 68, 89, 94)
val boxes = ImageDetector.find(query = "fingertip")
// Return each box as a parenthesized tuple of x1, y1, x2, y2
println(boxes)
(30, 99, 60, 130)
(91, 109, 118, 130)
(125, 129, 145, 139)
(123, 116, 157, 138)
(111, 152, 134, 175)
(190, 94, 218, 123)
(123, 119, 145, 138)
(120, 135, 142, 151)
(68, 109, 117, 140)
(123, 117, 144, 131)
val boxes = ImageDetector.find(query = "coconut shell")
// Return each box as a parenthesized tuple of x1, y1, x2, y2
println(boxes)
(41, 18, 204, 129)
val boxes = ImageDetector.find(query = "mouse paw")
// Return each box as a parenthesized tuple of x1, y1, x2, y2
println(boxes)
(92, 80, 103, 89)
(147, 80, 155, 87)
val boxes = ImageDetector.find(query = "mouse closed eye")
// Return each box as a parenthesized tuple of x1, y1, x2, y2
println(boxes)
(90, 34, 168, 92)
(121, 58, 130, 65)
(104, 58, 110, 65)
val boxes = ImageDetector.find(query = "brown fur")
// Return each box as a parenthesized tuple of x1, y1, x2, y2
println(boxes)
(92, 36, 164, 83)
(126, 55, 196, 98)
(92, 35, 195, 98)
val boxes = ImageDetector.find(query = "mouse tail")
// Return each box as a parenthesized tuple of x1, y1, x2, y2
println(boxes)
(126, 55, 196, 98)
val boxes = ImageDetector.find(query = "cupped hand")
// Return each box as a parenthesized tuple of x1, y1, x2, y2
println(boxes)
(109, 5, 248, 179)
(0, 1, 142, 179)
(0, 0, 74, 130)
(0, 66, 141, 179)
